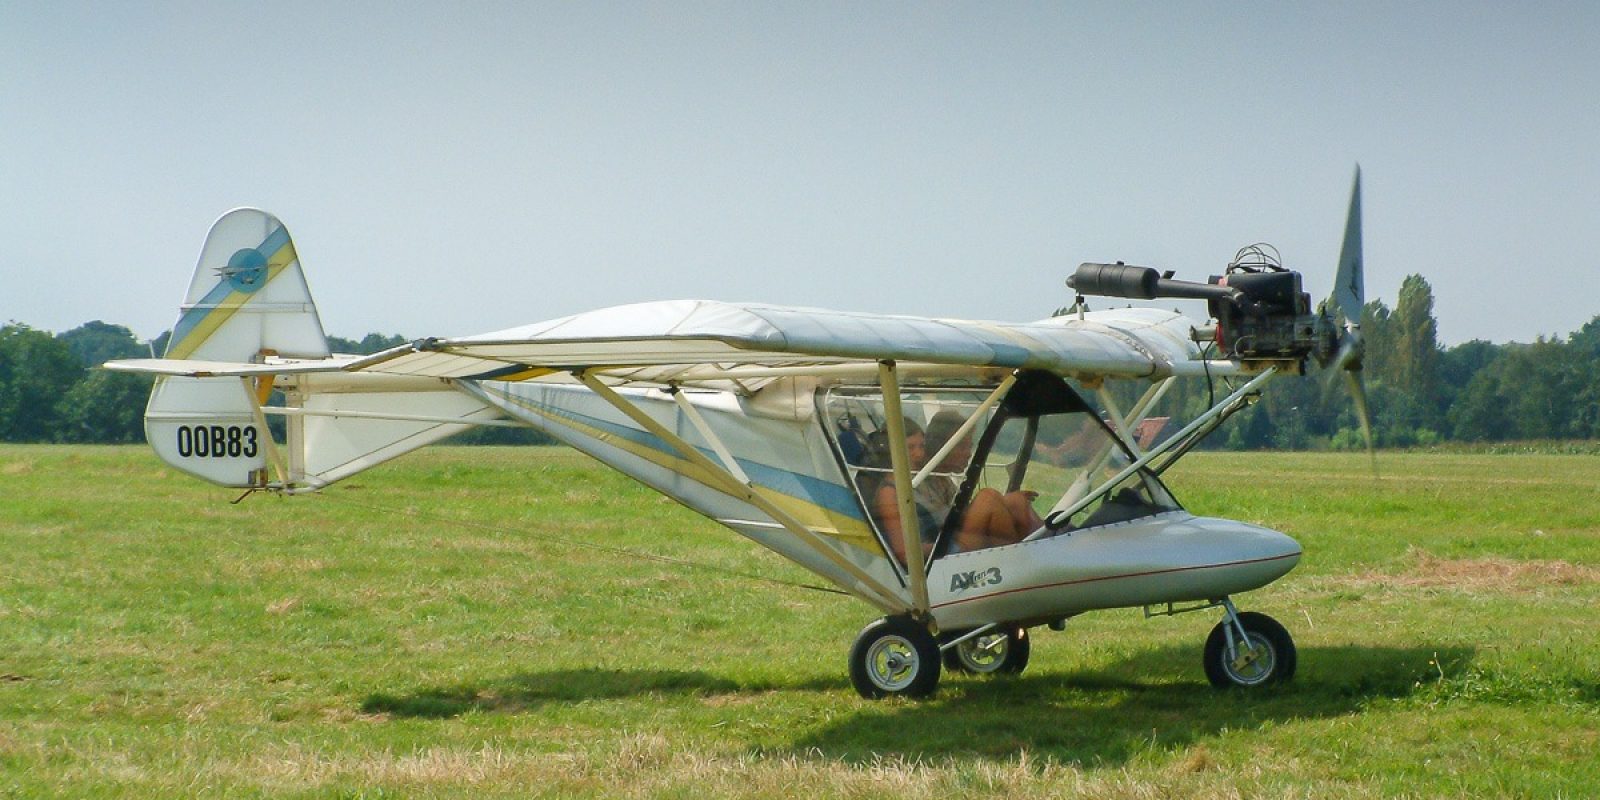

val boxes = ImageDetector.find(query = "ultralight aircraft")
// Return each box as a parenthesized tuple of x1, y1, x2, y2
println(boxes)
(108, 172, 1371, 698)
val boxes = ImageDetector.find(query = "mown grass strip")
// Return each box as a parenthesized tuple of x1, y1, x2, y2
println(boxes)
(0, 445, 1595, 797)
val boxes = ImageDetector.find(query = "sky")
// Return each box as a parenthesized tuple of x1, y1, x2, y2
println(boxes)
(4, 2, 1598, 346)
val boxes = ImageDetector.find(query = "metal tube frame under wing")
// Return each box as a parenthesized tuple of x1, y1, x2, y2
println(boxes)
(912, 374, 1016, 489)
(573, 370, 911, 615)
(1026, 367, 1278, 541)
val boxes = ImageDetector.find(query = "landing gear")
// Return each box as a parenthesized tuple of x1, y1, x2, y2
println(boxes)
(942, 625, 1030, 676)
(849, 616, 941, 699)
(1203, 602, 1296, 688)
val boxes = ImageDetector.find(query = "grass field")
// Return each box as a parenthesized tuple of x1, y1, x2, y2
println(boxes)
(2, 444, 1597, 798)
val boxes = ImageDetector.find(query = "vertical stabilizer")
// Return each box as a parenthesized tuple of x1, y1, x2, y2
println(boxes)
(147, 209, 330, 487)
(165, 208, 329, 360)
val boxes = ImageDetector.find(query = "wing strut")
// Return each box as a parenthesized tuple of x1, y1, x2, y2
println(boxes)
(913, 373, 1016, 489)
(1128, 377, 1176, 429)
(243, 376, 289, 486)
(670, 389, 752, 485)
(1027, 368, 1278, 541)
(1095, 387, 1142, 456)
(876, 361, 932, 620)
(573, 371, 911, 615)
(1095, 377, 1176, 458)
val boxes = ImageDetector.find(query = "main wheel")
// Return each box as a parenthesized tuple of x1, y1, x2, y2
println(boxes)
(943, 626, 1031, 676)
(849, 616, 942, 699)
(1203, 611, 1296, 688)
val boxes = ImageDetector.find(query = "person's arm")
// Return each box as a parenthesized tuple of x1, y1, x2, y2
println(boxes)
(874, 484, 908, 563)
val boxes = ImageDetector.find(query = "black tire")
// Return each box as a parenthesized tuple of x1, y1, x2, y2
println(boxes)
(849, 616, 942, 699)
(942, 626, 1031, 676)
(1203, 611, 1296, 688)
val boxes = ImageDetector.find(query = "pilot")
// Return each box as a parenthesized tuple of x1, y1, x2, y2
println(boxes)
(874, 412, 1043, 564)
(920, 410, 1042, 553)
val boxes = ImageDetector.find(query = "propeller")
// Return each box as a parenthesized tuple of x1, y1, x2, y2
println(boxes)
(1326, 166, 1375, 472)
(1062, 164, 1376, 473)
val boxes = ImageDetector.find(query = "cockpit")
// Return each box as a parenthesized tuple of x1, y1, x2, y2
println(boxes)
(822, 371, 1182, 568)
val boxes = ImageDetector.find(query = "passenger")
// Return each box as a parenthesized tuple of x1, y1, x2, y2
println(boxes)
(874, 412, 1045, 564)
(871, 418, 939, 565)
(921, 410, 1043, 553)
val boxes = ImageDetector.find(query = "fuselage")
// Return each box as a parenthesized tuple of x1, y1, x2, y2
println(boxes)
(926, 513, 1300, 629)
(464, 378, 1301, 630)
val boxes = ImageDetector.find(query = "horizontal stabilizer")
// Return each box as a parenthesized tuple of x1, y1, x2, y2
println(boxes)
(105, 356, 360, 378)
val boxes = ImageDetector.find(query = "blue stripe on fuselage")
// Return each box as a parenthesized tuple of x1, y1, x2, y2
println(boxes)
(494, 388, 865, 521)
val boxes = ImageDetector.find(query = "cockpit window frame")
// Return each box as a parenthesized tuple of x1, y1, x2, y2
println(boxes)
(818, 372, 1185, 574)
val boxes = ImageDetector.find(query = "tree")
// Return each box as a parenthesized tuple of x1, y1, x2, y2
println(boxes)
(1450, 339, 1584, 441)
(1358, 298, 1395, 384)
(1386, 275, 1444, 428)
(1449, 361, 1509, 442)
(327, 333, 408, 355)
(1439, 339, 1501, 409)
(1571, 316, 1600, 437)
(57, 370, 152, 443)
(1502, 338, 1580, 439)
(0, 324, 84, 441)
(58, 320, 148, 367)
(1222, 399, 1273, 449)
(447, 425, 555, 446)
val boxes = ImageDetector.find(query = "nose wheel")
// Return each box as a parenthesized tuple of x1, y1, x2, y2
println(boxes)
(1203, 602, 1296, 688)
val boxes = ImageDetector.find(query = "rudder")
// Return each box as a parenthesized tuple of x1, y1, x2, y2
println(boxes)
(164, 208, 329, 360)
(147, 209, 328, 487)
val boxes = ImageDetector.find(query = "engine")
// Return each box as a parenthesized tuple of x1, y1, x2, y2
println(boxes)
(1066, 245, 1340, 371)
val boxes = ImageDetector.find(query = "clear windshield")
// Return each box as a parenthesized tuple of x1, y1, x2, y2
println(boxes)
(823, 375, 1182, 567)
(825, 387, 992, 493)
(979, 408, 1180, 533)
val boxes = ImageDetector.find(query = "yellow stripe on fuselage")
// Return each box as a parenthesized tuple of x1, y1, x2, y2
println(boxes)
(488, 387, 883, 554)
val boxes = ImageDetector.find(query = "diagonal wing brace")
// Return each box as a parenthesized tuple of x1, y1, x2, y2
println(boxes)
(1029, 367, 1278, 540)
(574, 371, 912, 615)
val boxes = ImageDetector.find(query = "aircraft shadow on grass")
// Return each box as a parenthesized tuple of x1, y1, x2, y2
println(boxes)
(361, 643, 1472, 765)
(360, 668, 843, 718)
(789, 643, 1478, 764)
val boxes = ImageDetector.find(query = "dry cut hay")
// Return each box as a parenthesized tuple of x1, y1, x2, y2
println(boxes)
(1349, 546, 1598, 592)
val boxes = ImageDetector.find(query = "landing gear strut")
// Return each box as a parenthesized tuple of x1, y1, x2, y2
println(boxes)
(1203, 599, 1296, 688)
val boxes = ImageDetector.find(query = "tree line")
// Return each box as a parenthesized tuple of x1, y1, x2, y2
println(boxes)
(0, 323, 546, 445)
(2, 275, 1596, 448)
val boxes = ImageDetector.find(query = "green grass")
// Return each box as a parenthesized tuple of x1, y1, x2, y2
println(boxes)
(1, 445, 1597, 797)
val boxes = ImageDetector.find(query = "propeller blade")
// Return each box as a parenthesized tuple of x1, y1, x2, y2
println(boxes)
(1332, 166, 1365, 324)
(1320, 166, 1375, 476)
(1342, 368, 1378, 477)
(1333, 327, 1364, 373)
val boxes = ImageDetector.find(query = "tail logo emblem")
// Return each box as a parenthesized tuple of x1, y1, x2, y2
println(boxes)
(220, 247, 268, 293)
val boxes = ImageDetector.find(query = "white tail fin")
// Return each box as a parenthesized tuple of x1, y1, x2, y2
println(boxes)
(165, 208, 329, 361)
(129, 209, 506, 490)
(146, 209, 329, 487)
